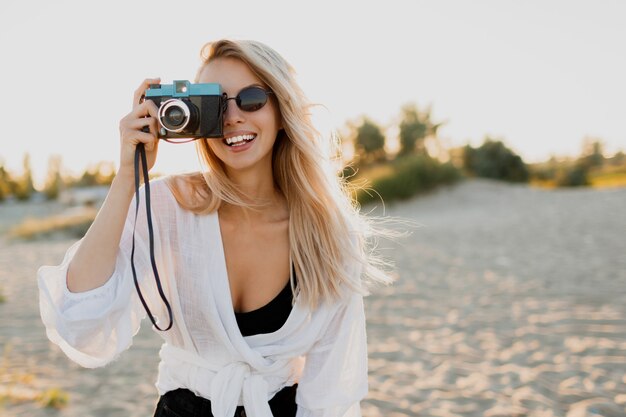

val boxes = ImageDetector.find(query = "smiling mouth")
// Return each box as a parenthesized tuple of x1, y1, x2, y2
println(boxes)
(223, 134, 257, 147)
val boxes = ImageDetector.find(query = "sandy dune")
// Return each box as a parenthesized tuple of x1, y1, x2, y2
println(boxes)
(1, 179, 625, 416)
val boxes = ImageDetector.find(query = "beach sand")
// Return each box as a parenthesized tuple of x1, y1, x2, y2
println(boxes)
(1, 179, 625, 416)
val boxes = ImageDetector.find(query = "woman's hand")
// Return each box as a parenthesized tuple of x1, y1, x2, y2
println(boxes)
(117, 78, 161, 180)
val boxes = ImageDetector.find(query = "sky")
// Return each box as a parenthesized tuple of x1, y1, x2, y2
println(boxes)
(1, 0, 625, 187)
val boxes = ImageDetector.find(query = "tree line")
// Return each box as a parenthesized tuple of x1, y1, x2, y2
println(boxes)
(1, 104, 624, 204)
(348, 103, 442, 164)
(345, 105, 624, 189)
(344, 103, 461, 203)
(0, 155, 115, 202)
(530, 139, 626, 187)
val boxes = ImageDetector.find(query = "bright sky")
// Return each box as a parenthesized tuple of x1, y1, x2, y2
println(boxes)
(1, 0, 625, 187)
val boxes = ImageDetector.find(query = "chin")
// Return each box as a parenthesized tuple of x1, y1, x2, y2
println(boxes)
(224, 155, 271, 173)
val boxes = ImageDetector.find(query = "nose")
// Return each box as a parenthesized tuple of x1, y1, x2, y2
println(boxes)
(223, 98, 244, 127)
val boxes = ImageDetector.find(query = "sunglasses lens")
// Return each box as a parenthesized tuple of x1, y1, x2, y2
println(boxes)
(238, 87, 268, 111)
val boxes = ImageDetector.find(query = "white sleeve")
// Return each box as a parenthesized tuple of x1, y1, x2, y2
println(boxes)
(37, 183, 166, 369)
(295, 292, 368, 417)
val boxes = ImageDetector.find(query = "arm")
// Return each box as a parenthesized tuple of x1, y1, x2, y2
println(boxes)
(67, 78, 161, 293)
(37, 181, 167, 368)
(37, 78, 165, 367)
(65, 174, 134, 292)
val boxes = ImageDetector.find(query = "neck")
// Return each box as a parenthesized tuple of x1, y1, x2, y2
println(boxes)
(221, 165, 287, 223)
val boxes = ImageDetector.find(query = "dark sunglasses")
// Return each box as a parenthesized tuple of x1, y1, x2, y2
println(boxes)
(222, 86, 274, 113)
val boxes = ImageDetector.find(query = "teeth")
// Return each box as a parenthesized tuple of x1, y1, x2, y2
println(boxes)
(225, 134, 256, 145)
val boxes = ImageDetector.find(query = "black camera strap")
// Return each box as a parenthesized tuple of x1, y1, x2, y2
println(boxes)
(130, 143, 173, 331)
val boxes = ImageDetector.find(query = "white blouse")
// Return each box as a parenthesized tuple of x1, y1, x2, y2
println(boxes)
(37, 177, 368, 417)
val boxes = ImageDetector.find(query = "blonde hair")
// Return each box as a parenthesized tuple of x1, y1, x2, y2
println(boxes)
(166, 39, 393, 308)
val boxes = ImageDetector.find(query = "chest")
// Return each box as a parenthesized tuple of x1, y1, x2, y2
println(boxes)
(218, 217, 291, 313)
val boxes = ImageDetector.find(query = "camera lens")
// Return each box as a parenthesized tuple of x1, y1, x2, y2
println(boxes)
(158, 99, 191, 133)
(164, 106, 185, 127)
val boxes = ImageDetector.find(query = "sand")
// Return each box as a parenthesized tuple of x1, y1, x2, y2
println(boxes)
(1, 179, 625, 417)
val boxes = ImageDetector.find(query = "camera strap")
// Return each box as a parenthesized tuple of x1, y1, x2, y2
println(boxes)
(130, 143, 173, 331)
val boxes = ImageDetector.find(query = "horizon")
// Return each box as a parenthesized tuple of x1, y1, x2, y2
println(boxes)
(1, 0, 625, 187)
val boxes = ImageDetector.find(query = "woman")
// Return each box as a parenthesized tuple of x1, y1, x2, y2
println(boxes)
(38, 39, 392, 417)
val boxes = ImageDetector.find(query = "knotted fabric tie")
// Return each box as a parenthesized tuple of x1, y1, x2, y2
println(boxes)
(160, 344, 293, 417)
(210, 362, 272, 417)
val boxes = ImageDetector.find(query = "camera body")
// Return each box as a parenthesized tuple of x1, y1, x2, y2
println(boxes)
(145, 81, 224, 139)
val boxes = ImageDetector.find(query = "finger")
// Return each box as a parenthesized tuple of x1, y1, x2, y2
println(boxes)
(128, 131, 158, 148)
(127, 116, 158, 134)
(133, 78, 161, 109)
(133, 78, 161, 105)
(143, 135, 161, 152)
(131, 99, 160, 118)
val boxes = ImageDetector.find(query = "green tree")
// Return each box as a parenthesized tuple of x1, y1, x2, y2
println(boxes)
(463, 137, 529, 182)
(43, 155, 64, 200)
(398, 103, 442, 156)
(0, 162, 12, 202)
(530, 155, 559, 182)
(610, 150, 625, 166)
(75, 169, 97, 187)
(73, 161, 116, 188)
(579, 137, 605, 169)
(354, 117, 386, 164)
(10, 153, 35, 201)
(556, 162, 589, 187)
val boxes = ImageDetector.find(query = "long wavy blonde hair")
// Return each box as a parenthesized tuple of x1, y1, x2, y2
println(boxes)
(166, 39, 393, 308)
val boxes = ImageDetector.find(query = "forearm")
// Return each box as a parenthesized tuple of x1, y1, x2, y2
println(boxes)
(66, 173, 136, 293)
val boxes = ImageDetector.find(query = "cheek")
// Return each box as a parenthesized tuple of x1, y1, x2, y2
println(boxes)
(262, 98, 282, 131)
(272, 103, 283, 130)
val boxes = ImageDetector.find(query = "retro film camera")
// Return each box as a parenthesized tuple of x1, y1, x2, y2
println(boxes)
(144, 80, 224, 140)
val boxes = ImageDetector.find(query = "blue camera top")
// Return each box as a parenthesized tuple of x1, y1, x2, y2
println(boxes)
(145, 80, 222, 98)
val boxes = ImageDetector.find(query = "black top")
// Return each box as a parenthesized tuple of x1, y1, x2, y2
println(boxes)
(234, 277, 295, 336)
